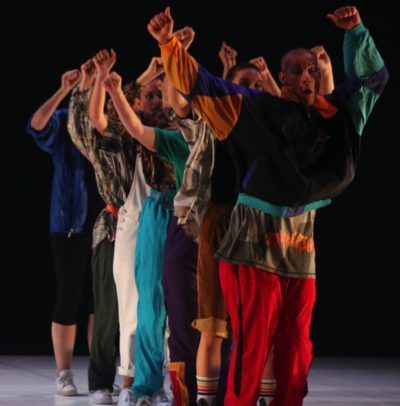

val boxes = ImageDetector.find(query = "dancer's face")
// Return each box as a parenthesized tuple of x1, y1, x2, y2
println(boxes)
(231, 68, 263, 90)
(279, 51, 319, 105)
(139, 81, 162, 113)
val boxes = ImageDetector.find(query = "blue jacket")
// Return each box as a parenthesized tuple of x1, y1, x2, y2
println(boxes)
(27, 108, 88, 234)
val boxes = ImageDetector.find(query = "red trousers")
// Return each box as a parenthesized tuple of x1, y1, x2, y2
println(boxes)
(219, 261, 316, 406)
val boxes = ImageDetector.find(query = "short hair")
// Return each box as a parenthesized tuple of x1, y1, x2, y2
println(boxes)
(280, 48, 315, 71)
(226, 62, 261, 82)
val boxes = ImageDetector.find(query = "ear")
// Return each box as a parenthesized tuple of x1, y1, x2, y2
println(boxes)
(133, 98, 141, 112)
(278, 71, 286, 85)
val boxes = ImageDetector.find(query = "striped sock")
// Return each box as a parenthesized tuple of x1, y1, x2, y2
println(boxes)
(258, 379, 276, 405)
(196, 375, 218, 405)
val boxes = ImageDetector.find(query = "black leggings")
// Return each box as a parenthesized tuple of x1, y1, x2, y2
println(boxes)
(50, 233, 94, 325)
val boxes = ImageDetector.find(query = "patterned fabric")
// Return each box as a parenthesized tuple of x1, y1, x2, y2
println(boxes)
(173, 111, 215, 240)
(160, 24, 388, 279)
(137, 108, 177, 192)
(137, 145, 176, 191)
(216, 204, 316, 278)
(68, 87, 137, 247)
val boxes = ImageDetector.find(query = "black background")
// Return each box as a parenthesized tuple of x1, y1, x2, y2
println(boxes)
(3, 0, 400, 357)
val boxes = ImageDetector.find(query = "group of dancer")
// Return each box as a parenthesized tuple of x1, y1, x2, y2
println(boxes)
(27, 5, 388, 406)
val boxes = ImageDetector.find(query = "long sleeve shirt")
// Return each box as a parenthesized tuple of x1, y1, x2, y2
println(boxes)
(160, 23, 389, 215)
(160, 22, 388, 278)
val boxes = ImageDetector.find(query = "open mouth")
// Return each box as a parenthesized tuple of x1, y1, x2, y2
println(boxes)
(303, 89, 312, 96)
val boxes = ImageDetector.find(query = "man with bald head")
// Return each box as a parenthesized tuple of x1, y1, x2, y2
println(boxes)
(148, 5, 388, 405)
(279, 48, 319, 105)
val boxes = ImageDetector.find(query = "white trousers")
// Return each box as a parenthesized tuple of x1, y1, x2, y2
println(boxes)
(113, 154, 150, 377)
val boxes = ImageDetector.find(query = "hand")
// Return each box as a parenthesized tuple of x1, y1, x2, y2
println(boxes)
(310, 45, 332, 74)
(147, 7, 174, 45)
(80, 59, 96, 91)
(103, 72, 122, 97)
(173, 26, 195, 50)
(61, 69, 81, 92)
(327, 6, 361, 30)
(146, 57, 165, 78)
(219, 41, 237, 70)
(92, 49, 117, 79)
(249, 56, 270, 77)
(81, 59, 96, 80)
(136, 57, 164, 86)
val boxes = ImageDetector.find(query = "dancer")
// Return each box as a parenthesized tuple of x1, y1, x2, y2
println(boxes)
(103, 58, 202, 404)
(27, 62, 101, 396)
(68, 49, 137, 404)
(148, 5, 388, 405)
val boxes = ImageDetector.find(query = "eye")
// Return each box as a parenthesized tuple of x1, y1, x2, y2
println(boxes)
(239, 79, 250, 88)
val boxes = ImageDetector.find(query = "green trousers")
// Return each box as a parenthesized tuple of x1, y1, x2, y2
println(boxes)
(88, 238, 118, 391)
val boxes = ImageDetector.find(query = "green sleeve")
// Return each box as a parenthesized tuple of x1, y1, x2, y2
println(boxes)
(329, 23, 389, 135)
(155, 127, 189, 164)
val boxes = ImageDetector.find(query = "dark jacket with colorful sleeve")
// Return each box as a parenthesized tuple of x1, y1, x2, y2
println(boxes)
(160, 23, 388, 210)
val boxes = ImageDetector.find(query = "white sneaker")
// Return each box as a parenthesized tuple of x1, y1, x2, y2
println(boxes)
(151, 388, 173, 405)
(257, 398, 273, 406)
(56, 369, 78, 396)
(137, 395, 152, 406)
(117, 388, 138, 406)
(91, 388, 113, 404)
(113, 383, 122, 396)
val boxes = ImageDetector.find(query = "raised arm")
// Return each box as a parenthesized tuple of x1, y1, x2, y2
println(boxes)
(310, 46, 334, 95)
(148, 7, 259, 140)
(248, 56, 281, 97)
(162, 26, 195, 117)
(162, 74, 192, 118)
(80, 59, 97, 92)
(67, 60, 100, 163)
(326, 6, 389, 135)
(219, 41, 237, 79)
(136, 57, 165, 86)
(89, 49, 117, 135)
(30, 70, 80, 131)
(103, 72, 157, 151)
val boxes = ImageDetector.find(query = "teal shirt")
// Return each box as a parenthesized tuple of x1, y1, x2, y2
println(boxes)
(155, 127, 189, 191)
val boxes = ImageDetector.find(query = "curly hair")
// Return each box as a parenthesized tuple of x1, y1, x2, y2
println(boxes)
(105, 81, 140, 135)
(105, 79, 178, 133)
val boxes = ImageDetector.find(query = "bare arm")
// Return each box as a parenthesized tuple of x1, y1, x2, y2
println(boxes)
(136, 25, 195, 88)
(103, 72, 157, 151)
(219, 41, 237, 79)
(136, 57, 165, 86)
(162, 75, 191, 117)
(310, 46, 334, 94)
(88, 49, 116, 135)
(31, 70, 81, 131)
(249, 57, 281, 97)
(80, 59, 96, 92)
